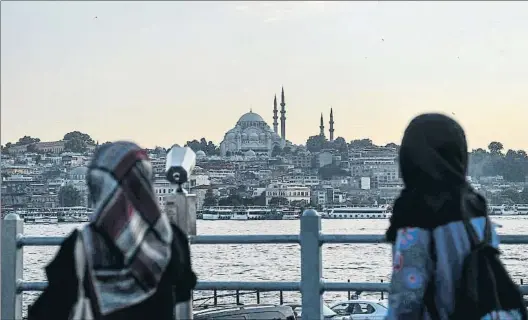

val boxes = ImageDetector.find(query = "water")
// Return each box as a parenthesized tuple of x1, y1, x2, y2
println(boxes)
(21, 217, 528, 312)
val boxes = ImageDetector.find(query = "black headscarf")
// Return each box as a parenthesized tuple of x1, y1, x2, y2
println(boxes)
(385, 113, 488, 243)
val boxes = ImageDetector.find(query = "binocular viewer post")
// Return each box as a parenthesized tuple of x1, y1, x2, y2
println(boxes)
(165, 145, 196, 190)
(164, 146, 197, 318)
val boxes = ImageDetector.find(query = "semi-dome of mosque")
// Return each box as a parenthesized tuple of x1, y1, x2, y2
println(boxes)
(244, 150, 256, 157)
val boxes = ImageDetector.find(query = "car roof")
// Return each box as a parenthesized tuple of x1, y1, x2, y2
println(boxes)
(330, 300, 384, 306)
(194, 304, 293, 316)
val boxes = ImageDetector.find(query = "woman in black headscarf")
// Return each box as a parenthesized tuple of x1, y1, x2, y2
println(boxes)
(28, 141, 197, 320)
(385, 113, 523, 319)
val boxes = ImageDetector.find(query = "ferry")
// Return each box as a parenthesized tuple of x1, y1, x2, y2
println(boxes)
(232, 208, 249, 220)
(200, 206, 283, 220)
(489, 205, 521, 216)
(281, 209, 300, 220)
(514, 204, 528, 215)
(202, 207, 234, 220)
(247, 206, 275, 220)
(324, 205, 392, 219)
(24, 214, 59, 224)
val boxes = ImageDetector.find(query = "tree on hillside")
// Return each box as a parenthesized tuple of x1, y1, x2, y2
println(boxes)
(64, 131, 95, 144)
(253, 192, 266, 206)
(385, 142, 399, 149)
(2, 142, 13, 152)
(58, 185, 82, 207)
(319, 164, 348, 180)
(12, 136, 41, 146)
(488, 141, 504, 154)
(306, 135, 327, 153)
(282, 146, 292, 155)
(26, 144, 40, 153)
(268, 197, 289, 207)
(64, 131, 94, 153)
(271, 145, 282, 157)
(64, 139, 88, 153)
(349, 138, 374, 149)
(331, 137, 348, 153)
(467, 142, 528, 181)
(218, 195, 243, 207)
(203, 188, 217, 207)
(185, 138, 219, 155)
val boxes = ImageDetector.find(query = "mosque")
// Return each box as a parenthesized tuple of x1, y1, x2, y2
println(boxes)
(220, 87, 289, 157)
(219, 87, 336, 157)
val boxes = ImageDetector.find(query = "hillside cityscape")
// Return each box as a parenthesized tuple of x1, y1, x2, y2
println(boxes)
(2, 107, 528, 218)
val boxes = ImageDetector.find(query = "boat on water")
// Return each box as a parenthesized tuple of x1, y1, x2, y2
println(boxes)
(323, 205, 392, 219)
(282, 210, 300, 220)
(24, 214, 59, 225)
(202, 206, 234, 220)
(59, 214, 91, 223)
(201, 206, 284, 220)
(489, 205, 526, 216)
(13, 207, 93, 224)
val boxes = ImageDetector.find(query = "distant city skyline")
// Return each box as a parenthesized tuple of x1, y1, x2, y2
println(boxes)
(2, 1, 528, 150)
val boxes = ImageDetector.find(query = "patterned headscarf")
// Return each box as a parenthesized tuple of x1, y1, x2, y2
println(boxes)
(83, 141, 173, 315)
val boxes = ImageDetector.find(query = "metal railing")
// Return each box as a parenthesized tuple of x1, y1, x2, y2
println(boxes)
(2, 209, 528, 320)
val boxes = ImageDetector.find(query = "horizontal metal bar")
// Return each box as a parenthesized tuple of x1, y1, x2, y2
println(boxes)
(16, 280, 528, 295)
(17, 281, 47, 292)
(323, 282, 390, 292)
(17, 234, 300, 247)
(18, 236, 65, 247)
(17, 280, 300, 292)
(499, 235, 528, 244)
(190, 235, 299, 244)
(321, 235, 386, 244)
(196, 281, 300, 291)
(18, 234, 528, 247)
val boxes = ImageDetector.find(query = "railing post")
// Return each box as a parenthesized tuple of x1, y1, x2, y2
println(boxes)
(1, 214, 23, 320)
(300, 209, 322, 319)
(380, 279, 384, 300)
(348, 279, 351, 300)
(166, 191, 196, 319)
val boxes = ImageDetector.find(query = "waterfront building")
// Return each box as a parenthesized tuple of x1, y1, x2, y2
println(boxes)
(265, 183, 311, 205)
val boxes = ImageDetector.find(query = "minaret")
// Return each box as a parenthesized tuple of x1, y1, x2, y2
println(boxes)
(280, 87, 286, 140)
(329, 108, 335, 142)
(319, 113, 325, 137)
(273, 95, 278, 134)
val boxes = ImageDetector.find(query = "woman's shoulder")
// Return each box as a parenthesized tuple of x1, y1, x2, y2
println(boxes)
(394, 216, 500, 249)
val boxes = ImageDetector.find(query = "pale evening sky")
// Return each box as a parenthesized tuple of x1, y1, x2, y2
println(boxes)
(1, 1, 527, 150)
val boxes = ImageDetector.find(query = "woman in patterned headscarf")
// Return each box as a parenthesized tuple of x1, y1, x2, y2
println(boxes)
(29, 141, 197, 320)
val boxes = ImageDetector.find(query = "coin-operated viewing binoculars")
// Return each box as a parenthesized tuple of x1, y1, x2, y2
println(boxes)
(165, 145, 197, 319)
(165, 145, 196, 193)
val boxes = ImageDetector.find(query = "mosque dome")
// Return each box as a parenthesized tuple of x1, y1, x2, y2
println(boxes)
(196, 150, 206, 158)
(249, 132, 259, 141)
(237, 111, 265, 124)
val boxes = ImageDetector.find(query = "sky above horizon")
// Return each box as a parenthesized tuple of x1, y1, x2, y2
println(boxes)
(1, 1, 528, 150)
